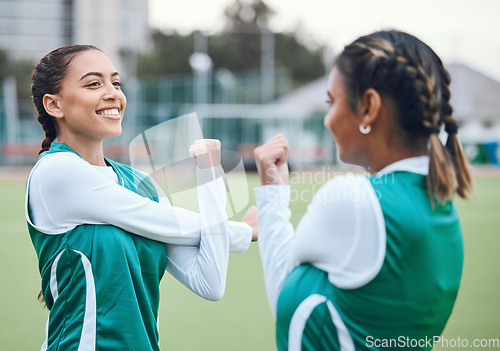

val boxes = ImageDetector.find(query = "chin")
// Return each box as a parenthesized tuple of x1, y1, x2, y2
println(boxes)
(338, 152, 365, 169)
(337, 149, 351, 165)
(105, 128, 123, 139)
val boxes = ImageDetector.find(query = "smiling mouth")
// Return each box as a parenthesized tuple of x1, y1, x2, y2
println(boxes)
(96, 108, 121, 119)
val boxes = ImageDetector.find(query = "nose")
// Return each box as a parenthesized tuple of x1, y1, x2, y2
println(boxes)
(323, 112, 330, 128)
(323, 111, 335, 135)
(103, 82, 121, 101)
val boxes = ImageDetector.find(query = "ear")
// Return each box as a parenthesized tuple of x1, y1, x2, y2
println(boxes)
(358, 88, 382, 129)
(42, 94, 64, 119)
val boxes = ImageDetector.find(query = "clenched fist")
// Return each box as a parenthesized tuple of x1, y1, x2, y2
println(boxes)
(189, 139, 221, 169)
(253, 134, 289, 185)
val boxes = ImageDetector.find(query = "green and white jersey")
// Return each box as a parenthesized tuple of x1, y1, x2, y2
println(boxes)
(26, 143, 242, 350)
(255, 156, 464, 350)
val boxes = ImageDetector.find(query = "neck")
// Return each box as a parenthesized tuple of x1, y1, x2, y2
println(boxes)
(364, 134, 428, 173)
(364, 114, 428, 173)
(367, 148, 427, 174)
(58, 136, 106, 166)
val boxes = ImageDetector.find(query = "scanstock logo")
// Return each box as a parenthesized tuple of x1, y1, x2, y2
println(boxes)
(129, 113, 250, 231)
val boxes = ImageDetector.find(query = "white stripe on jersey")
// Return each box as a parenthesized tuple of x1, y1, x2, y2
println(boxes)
(41, 249, 96, 351)
(288, 294, 354, 351)
(74, 249, 96, 351)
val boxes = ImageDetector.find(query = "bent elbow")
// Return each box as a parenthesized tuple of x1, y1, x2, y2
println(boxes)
(203, 285, 225, 301)
(189, 274, 226, 301)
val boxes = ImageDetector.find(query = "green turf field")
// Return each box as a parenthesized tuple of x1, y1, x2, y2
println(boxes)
(0, 172, 499, 350)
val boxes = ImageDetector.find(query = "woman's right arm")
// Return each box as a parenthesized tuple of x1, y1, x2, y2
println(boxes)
(27, 151, 225, 246)
(253, 134, 298, 319)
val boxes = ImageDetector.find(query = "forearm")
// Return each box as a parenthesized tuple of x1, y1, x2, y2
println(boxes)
(254, 184, 296, 319)
(166, 168, 229, 300)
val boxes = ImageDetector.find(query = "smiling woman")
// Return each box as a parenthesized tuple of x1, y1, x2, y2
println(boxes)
(26, 45, 256, 350)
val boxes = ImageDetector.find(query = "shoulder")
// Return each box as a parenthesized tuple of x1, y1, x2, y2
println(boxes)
(313, 172, 376, 205)
(322, 172, 371, 189)
(34, 151, 88, 171)
(293, 172, 386, 289)
(31, 152, 88, 178)
(29, 152, 100, 193)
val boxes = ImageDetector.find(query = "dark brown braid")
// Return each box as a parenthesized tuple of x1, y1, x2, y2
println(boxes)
(409, 51, 459, 205)
(335, 30, 472, 205)
(31, 45, 101, 154)
(37, 110, 58, 155)
(439, 63, 473, 199)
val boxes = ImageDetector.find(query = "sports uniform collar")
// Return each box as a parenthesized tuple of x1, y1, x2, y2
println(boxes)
(46, 142, 76, 155)
(376, 156, 429, 177)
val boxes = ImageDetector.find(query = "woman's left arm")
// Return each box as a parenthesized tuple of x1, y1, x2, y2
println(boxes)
(253, 134, 297, 319)
(163, 140, 229, 301)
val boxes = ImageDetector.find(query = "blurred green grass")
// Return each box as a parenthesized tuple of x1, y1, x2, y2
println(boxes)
(0, 172, 499, 350)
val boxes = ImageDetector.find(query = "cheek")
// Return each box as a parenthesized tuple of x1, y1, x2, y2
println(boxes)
(121, 92, 127, 110)
(118, 88, 127, 101)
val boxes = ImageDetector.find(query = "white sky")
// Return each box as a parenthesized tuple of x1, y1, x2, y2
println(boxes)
(149, 0, 500, 81)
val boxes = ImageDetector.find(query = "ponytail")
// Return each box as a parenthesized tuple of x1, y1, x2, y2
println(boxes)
(427, 65, 472, 204)
(37, 290, 47, 308)
(38, 111, 58, 154)
(427, 132, 458, 206)
(444, 120, 473, 199)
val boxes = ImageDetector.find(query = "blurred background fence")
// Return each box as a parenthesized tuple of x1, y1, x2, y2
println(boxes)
(0, 66, 333, 169)
(1, 0, 499, 170)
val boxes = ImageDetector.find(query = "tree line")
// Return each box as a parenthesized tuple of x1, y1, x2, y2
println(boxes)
(137, 0, 327, 88)
(1, 0, 328, 102)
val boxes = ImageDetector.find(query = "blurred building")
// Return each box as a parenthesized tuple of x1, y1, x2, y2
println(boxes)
(0, 0, 150, 73)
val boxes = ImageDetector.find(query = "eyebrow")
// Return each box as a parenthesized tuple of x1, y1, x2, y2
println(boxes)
(80, 71, 120, 80)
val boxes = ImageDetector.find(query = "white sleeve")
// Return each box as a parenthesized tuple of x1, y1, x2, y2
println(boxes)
(164, 172, 229, 301)
(254, 185, 297, 319)
(226, 221, 252, 253)
(26, 152, 229, 247)
(291, 174, 386, 289)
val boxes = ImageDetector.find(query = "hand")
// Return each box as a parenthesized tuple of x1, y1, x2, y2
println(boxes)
(253, 134, 289, 185)
(189, 139, 221, 169)
(242, 206, 258, 242)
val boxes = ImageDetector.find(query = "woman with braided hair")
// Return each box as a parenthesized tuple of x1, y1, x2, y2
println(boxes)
(253, 30, 472, 350)
(26, 45, 256, 350)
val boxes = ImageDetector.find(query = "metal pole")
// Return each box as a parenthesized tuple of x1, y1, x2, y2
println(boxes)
(260, 28, 274, 103)
(3, 76, 19, 144)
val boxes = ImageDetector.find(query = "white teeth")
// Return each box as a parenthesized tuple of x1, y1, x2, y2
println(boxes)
(97, 108, 119, 116)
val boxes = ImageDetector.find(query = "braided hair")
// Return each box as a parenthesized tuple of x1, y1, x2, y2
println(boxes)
(31, 45, 101, 155)
(335, 30, 472, 205)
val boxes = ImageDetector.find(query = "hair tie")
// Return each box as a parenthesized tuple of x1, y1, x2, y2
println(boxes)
(425, 125, 440, 136)
(444, 121, 459, 134)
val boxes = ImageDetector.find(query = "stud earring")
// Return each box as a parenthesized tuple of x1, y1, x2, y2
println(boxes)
(359, 124, 371, 134)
